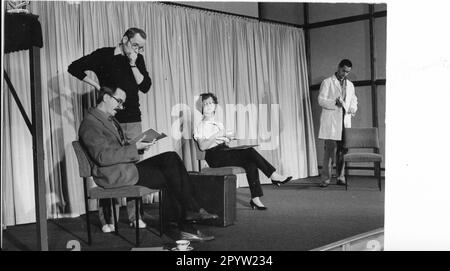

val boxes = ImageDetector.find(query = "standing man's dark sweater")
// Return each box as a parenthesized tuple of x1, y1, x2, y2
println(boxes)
(68, 46, 151, 123)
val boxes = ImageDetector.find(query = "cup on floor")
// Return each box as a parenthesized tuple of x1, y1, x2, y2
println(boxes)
(176, 240, 190, 251)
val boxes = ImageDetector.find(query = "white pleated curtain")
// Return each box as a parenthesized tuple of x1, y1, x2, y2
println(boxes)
(1, 1, 317, 226)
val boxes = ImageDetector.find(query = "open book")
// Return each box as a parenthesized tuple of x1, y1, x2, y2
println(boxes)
(128, 129, 167, 144)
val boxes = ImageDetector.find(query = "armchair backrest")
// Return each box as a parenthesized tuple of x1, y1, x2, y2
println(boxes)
(343, 128, 380, 150)
(72, 141, 93, 178)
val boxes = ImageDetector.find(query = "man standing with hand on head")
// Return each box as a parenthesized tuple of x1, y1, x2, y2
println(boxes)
(68, 27, 152, 230)
(68, 27, 151, 139)
(318, 59, 358, 188)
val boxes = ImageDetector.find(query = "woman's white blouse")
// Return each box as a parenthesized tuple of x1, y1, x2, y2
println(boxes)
(194, 120, 225, 148)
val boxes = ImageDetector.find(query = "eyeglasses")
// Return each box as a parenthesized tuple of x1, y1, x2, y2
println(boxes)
(128, 40, 144, 53)
(109, 94, 124, 107)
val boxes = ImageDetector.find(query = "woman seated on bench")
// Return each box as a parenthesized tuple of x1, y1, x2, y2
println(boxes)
(194, 93, 292, 210)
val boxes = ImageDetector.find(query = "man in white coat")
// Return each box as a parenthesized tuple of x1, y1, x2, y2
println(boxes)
(318, 59, 358, 187)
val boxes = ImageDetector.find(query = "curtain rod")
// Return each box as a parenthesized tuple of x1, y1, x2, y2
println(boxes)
(159, 2, 305, 29)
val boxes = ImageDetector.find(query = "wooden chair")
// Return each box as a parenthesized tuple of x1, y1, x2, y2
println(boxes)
(72, 141, 164, 247)
(343, 128, 383, 191)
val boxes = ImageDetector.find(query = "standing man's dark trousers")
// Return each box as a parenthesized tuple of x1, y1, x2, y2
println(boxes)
(205, 145, 276, 198)
(336, 127, 347, 179)
(135, 151, 200, 225)
(321, 118, 347, 181)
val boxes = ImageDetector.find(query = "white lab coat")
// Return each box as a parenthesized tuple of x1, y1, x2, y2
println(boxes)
(318, 75, 358, 140)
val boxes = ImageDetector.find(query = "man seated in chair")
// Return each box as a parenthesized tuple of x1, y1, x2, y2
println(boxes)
(78, 85, 218, 241)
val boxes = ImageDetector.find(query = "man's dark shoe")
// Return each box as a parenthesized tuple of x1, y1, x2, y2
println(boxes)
(185, 208, 218, 221)
(179, 230, 215, 242)
(198, 208, 218, 219)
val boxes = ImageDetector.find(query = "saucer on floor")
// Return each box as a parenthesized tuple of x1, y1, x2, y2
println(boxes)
(171, 246, 193, 251)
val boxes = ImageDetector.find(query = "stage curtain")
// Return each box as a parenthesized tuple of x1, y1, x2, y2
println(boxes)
(1, 2, 317, 225)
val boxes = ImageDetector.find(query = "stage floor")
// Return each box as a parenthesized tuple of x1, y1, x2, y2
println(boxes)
(2, 176, 384, 251)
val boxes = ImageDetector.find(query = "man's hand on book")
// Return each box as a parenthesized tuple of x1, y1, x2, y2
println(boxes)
(136, 136, 157, 154)
(130, 129, 167, 144)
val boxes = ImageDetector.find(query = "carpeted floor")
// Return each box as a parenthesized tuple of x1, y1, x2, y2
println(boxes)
(2, 176, 384, 251)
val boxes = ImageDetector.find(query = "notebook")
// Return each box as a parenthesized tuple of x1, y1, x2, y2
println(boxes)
(224, 144, 258, 150)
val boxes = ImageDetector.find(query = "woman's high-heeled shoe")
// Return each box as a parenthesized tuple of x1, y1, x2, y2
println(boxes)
(271, 180, 281, 187)
(250, 199, 267, 210)
(281, 176, 293, 184)
(271, 176, 293, 187)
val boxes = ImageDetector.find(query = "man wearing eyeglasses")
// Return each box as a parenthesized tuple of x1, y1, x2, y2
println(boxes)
(68, 27, 152, 231)
(68, 27, 151, 131)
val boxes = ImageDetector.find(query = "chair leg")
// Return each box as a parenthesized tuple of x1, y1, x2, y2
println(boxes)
(83, 179, 92, 245)
(135, 198, 140, 247)
(345, 162, 348, 191)
(112, 198, 118, 235)
(159, 189, 164, 237)
(376, 162, 382, 191)
(85, 198, 92, 245)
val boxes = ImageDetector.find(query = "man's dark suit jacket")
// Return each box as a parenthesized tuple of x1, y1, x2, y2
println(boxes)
(79, 108, 140, 188)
